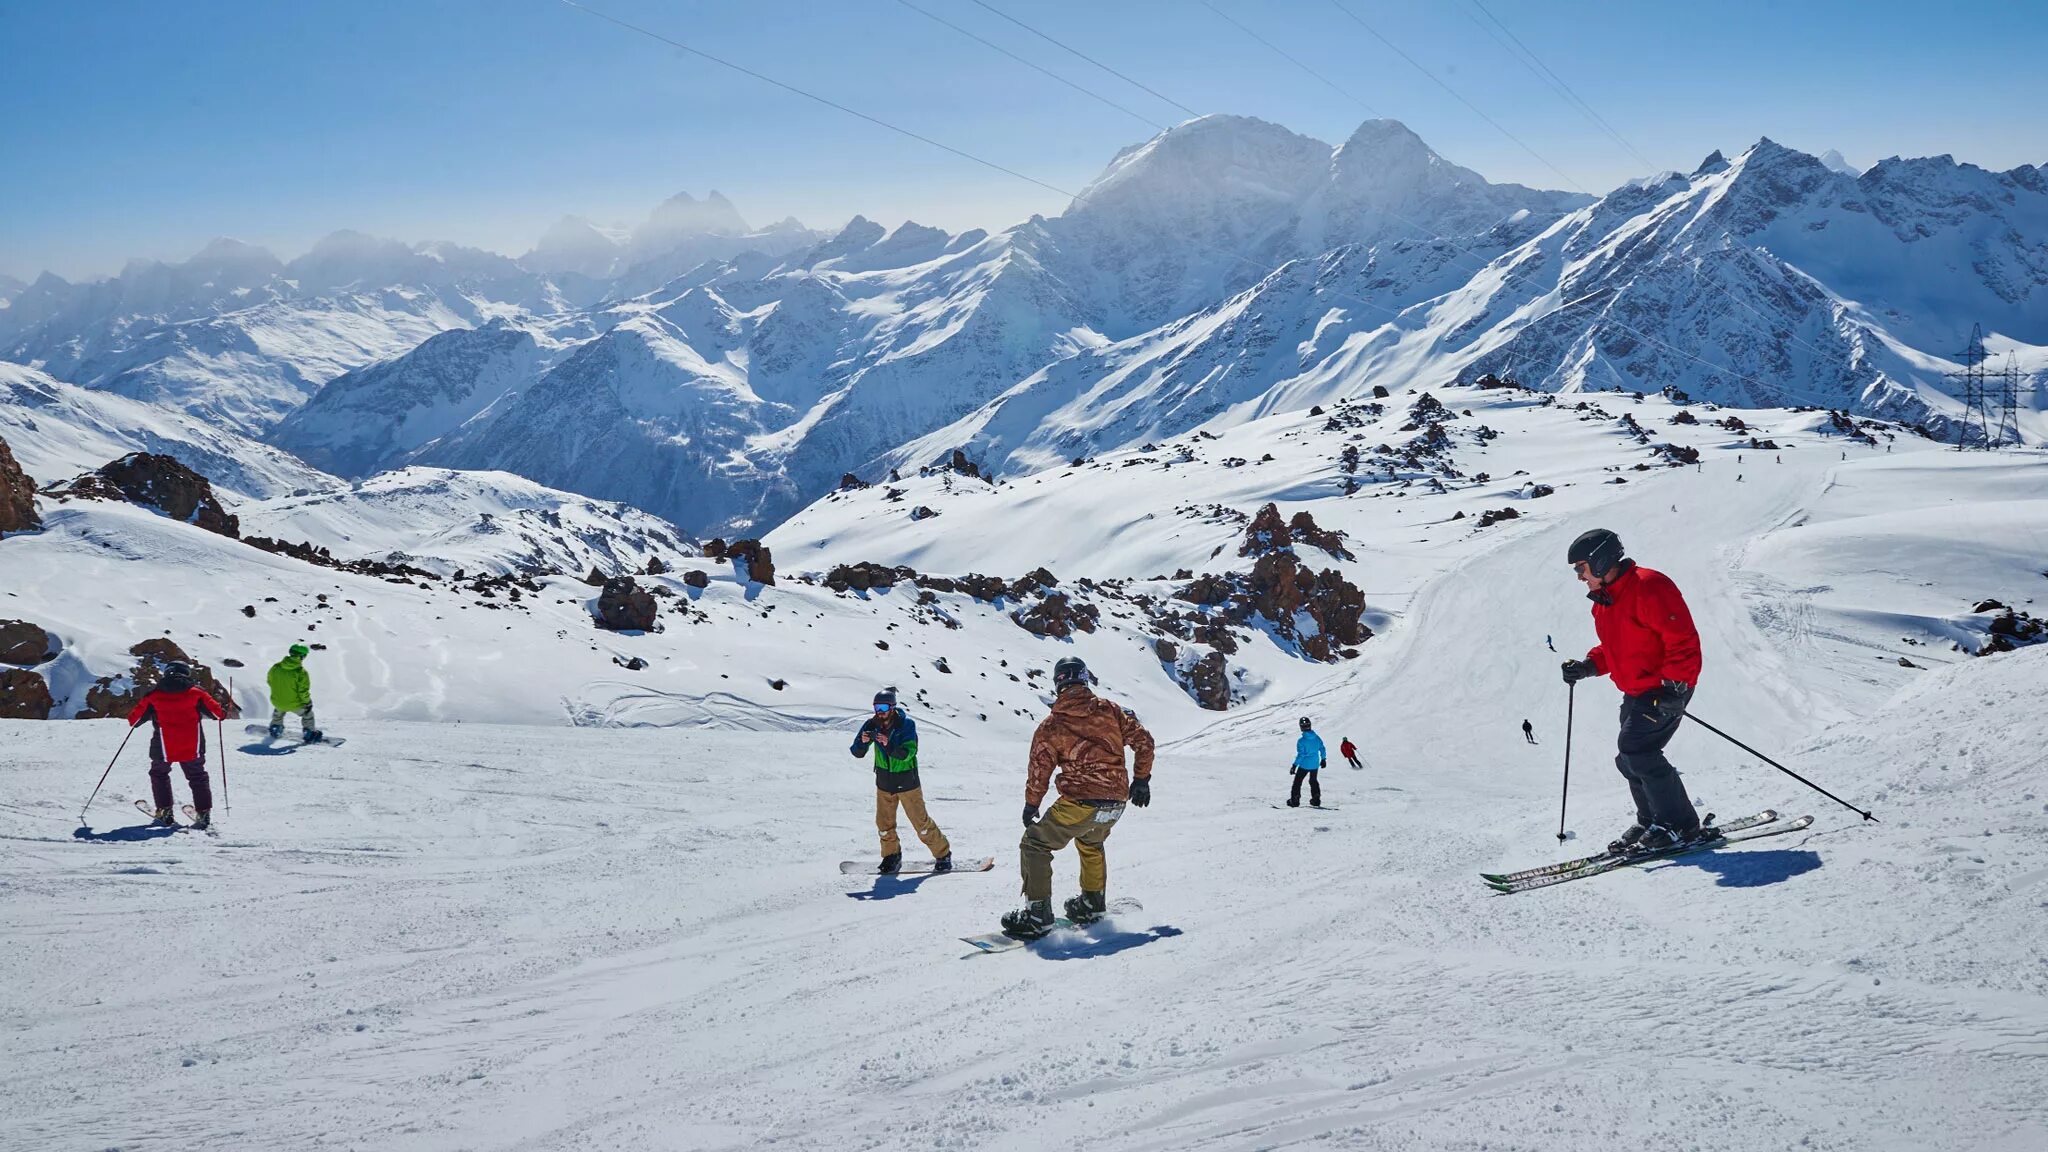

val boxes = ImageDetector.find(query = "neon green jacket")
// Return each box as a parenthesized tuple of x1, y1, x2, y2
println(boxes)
(267, 656, 311, 711)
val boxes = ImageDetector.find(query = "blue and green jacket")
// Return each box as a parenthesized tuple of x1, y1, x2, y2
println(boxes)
(851, 711, 922, 793)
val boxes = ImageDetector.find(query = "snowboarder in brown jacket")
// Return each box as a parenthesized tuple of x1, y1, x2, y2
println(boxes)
(1000, 657, 1155, 940)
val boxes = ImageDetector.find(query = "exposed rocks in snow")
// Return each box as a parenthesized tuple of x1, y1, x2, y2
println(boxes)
(1655, 443, 1702, 466)
(613, 655, 647, 671)
(594, 576, 660, 632)
(909, 505, 939, 521)
(44, 452, 239, 538)
(74, 639, 239, 721)
(0, 435, 40, 535)
(644, 556, 669, 576)
(1011, 591, 1100, 638)
(1176, 553, 1370, 662)
(727, 539, 776, 586)
(0, 667, 54, 718)
(682, 570, 710, 589)
(837, 473, 869, 491)
(824, 562, 915, 593)
(1976, 604, 2046, 656)
(243, 536, 440, 583)
(1238, 503, 1355, 560)
(1475, 507, 1521, 528)
(1185, 650, 1231, 711)
(0, 619, 57, 665)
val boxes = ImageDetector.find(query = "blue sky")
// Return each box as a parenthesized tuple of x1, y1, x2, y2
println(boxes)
(2, 0, 2043, 281)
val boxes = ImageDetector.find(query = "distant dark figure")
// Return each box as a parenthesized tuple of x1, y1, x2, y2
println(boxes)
(1522, 718, 1536, 745)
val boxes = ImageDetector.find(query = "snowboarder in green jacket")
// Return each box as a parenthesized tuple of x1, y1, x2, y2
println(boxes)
(266, 644, 323, 743)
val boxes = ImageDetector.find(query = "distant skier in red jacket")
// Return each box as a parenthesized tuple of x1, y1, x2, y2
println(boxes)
(1559, 529, 1706, 855)
(125, 662, 226, 829)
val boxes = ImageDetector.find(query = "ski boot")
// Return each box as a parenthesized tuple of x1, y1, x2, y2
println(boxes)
(1063, 890, 1107, 925)
(999, 900, 1055, 941)
(1633, 824, 1684, 853)
(149, 806, 177, 828)
(1606, 823, 1648, 856)
(267, 722, 284, 740)
(931, 853, 952, 874)
(877, 852, 902, 876)
(302, 729, 324, 744)
(190, 810, 211, 831)
(1285, 798, 1301, 808)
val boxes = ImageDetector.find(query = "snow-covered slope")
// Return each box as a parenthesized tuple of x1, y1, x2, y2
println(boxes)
(236, 467, 699, 578)
(0, 361, 337, 498)
(4, 389, 2044, 1149)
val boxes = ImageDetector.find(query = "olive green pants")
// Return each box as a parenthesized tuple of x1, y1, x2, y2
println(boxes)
(876, 786, 950, 859)
(1020, 797, 1123, 902)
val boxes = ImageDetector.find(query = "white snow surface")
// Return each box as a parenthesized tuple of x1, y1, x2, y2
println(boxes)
(5, 381, 2048, 1147)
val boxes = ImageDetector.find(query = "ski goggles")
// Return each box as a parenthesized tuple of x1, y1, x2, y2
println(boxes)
(872, 703, 892, 713)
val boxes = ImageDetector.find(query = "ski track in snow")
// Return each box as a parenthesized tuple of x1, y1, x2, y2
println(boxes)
(6, 427, 2048, 1149)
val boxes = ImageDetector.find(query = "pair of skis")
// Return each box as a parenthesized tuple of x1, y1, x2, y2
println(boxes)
(1482, 809, 1814, 893)
(133, 799, 217, 834)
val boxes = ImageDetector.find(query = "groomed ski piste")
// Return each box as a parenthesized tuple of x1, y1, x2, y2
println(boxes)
(5, 386, 2047, 1150)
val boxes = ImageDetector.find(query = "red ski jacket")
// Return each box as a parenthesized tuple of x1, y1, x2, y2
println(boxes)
(1339, 740, 1357, 758)
(127, 686, 226, 762)
(1585, 562, 1702, 696)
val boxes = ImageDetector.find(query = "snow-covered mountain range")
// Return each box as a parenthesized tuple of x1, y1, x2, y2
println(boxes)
(4, 117, 2043, 541)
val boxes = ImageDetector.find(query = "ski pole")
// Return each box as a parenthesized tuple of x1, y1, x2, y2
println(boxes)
(222, 677, 232, 815)
(1683, 710, 1877, 822)
(80, 724, 138, 823)
(1556, 681, 1575, 842)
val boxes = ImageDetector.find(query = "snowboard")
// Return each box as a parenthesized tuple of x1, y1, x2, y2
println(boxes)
(840, 856, 995, 876)
(1273, 804, 1340, 811)
(245, 723, 347, 747)
(961, 898, 1144, 955)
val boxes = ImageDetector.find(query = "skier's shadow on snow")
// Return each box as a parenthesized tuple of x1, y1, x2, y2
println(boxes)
(73, 822, 178, 843)
(236, 741, 297, 756)
(1027, 924, 1183, 960)
(1653, 849, 1823, 888)
(845, 875, 934, 900)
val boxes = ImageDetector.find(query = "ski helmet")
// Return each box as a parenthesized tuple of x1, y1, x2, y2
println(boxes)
(1052, 656, 1091, 690)
(288, 643, 310, 658)
(1298, 716, 1313, 731)
(159, 661, 194, 692)
(873, 688, 897, 710)
(1567, 528, 1624, 578)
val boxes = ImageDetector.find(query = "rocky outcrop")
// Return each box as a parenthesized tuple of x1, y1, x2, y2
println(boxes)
(1176, 552, 1370, 662)
(0, 668, 54, 719)
(0, 435, 40, 535)
(74, 639, 239, 720)
(727, 538, 776, 585)
(824, 561, 917, 593)
(0, 619, 57, 665)
(1011, 592, 1100, 638)
(595, 576, 659, 632)
(1186, 651, 1231, 711)
(682, 569, 710, 589)
(43, 452, 239, 538)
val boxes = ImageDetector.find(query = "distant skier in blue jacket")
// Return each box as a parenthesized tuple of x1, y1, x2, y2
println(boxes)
(1287, 716, 1327, 808)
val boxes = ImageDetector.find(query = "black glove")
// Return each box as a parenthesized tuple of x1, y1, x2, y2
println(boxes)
(1021, 803, 1040, 827)
(1652, 679, 1692, 723)
(1128, 778, 1151, 808)
(1561, 659, 1598, 685)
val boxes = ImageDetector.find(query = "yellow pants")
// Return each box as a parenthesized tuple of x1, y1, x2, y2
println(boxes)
(876, 787, 950, 858)
(1020, 797, 1122, 902)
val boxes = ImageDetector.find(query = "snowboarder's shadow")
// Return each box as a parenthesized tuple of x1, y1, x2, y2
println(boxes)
(237, 741, 297, 756)
(73, 822, 178, 843)
(1028, 923, 1183, 960)
(845, 874, 935, 900)
(1652, 849, 1823, 888)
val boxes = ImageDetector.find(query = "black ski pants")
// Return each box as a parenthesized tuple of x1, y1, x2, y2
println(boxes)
(1289, 767, 1322, 807)
(1614, 689, 1699, 833)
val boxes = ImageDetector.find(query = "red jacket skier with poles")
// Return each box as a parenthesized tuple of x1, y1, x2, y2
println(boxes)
(126, 661, 226, 828)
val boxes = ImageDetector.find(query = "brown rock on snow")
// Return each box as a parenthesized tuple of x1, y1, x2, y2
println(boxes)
(0, 435, 40, 535)
(726, 539, 776, 586)
(0, 619, 58, 665)
(43, 452, 239, 538)
(1186, 651, 1231, 710)
(595, 576, 660, 632)
(0, 668, 54, 719)
(74, 639, 239, 720)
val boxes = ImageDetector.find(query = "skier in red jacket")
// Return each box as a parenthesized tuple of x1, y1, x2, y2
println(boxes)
(125, 661, 227, 829)
(1559, 529, 1707, 855)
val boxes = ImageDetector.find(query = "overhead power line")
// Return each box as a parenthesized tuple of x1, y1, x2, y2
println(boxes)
(1200, 1, 1383, 117)
(1465, 0, 1656, 173)
(971, 0, 1201, 120)
(894, 0, 1165, 131)
(1325, 0, 1588, 195)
